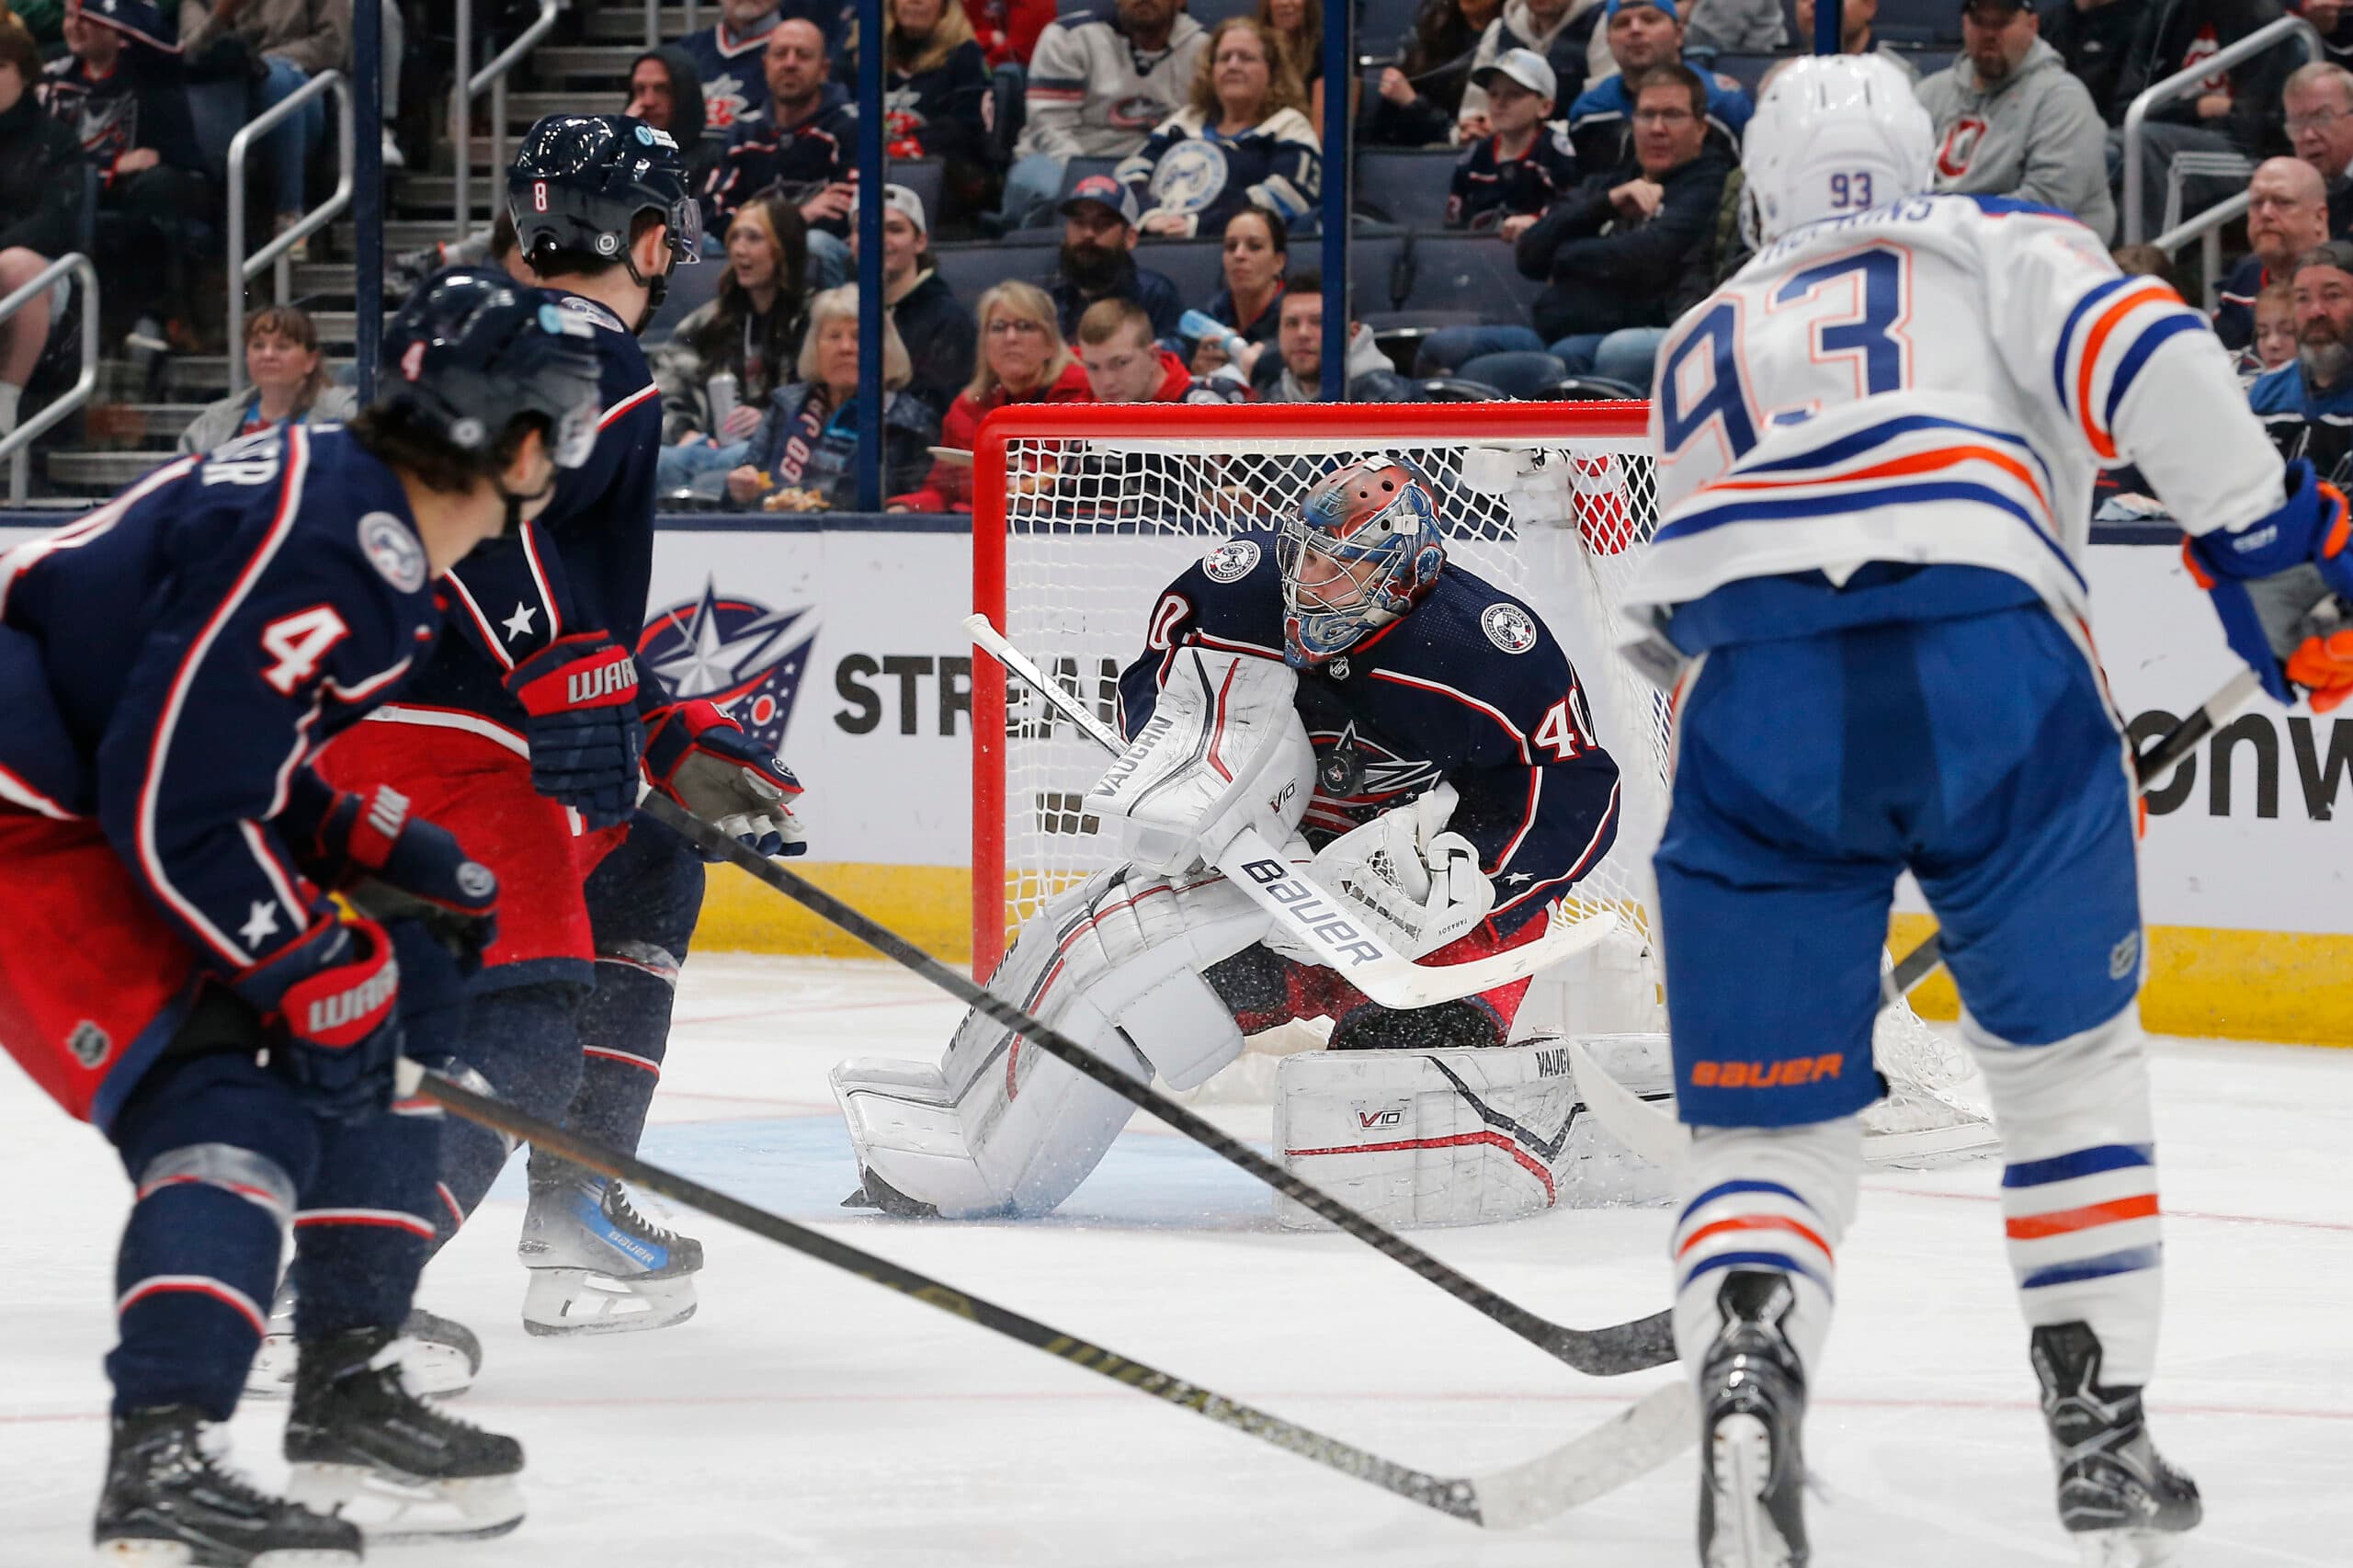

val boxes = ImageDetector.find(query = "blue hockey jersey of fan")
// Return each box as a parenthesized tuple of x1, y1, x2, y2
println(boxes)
(390, 290, 665, 737)
(1116, 533, 1621, 933)
(0, 425, 440, 978)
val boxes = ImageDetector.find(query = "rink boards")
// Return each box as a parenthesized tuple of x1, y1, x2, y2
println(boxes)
(3, 514, 2347, 1045)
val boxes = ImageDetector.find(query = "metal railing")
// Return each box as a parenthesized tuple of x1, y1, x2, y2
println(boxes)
(2151, 191, 2247, 312)
(646, 0, 697, 45)
(2121, 14, 2320, 244)
(0, 254, 98, 505)
(451, 0, 563, 244)
(226, 68, 355, 396)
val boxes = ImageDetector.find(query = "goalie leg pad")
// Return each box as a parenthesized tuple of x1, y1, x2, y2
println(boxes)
(1966, 1006, 2165, 1386)
(1271, 1034, 1677, 1230)
(834, 865, 1268, 1218)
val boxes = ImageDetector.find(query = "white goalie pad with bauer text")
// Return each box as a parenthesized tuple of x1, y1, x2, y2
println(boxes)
(1271, 1035, 1676, 1231)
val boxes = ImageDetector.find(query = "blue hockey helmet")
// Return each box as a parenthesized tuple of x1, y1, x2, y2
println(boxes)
(375, 267, 605, 473)
(508, 113, 700, 320)
(1279, 457, 1447, 668)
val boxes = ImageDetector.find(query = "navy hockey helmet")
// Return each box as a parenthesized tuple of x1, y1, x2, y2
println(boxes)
(375, 267, 604, 472)
(508, 113, 700, 304)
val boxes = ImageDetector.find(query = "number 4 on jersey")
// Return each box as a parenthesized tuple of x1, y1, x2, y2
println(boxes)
(260, 605, 350, 694)
(1534, 690, 1593, 761)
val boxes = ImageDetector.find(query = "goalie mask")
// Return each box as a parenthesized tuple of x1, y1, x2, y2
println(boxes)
(1279, 458, 1446, 668)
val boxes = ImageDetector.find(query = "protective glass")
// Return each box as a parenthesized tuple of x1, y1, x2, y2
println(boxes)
(667, 195, 704, 263)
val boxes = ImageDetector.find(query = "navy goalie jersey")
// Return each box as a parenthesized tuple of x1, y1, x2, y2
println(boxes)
(1116, 533, 1622, 933)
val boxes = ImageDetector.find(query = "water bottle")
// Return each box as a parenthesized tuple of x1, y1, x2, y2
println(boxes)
(707, 370, 740, 436)
(1179, 309, 1248, 363)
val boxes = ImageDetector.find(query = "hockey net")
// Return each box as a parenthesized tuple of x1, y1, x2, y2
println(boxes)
(970, 403, 1989, 1152)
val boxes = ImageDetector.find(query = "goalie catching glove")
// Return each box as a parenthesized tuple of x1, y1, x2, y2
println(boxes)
(1267, 783, 1495, 965)
(2185, 460, 2353, 710)
(643, 699, 806, 857)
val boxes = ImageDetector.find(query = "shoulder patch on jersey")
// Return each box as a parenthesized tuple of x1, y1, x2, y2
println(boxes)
(1481, 601, 1538, 654)
(1202, 538, 1261, 583)
(358, 512, 427, 595)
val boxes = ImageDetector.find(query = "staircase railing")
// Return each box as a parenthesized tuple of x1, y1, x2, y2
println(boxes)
(0, 254, 99, 505)
(2120, 14, 2320, 244)
(225, 69, 356, 396)
(452, 0, 565, 244)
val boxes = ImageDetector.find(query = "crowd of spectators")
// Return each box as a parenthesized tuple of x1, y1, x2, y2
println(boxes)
(11, 0, 2353, 518)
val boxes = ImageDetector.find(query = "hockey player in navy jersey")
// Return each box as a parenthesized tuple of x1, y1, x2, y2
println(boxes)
(0, 270, 605, 1561)
(833, 457, 1622, 1220)
(318, 113, 804, 1342)
(1629, 56, 2353, 1567)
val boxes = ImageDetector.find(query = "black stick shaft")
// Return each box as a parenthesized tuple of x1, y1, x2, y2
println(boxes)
(1883, 674, 2255, 999)
(636, 793, 1674, 1377)
(411, 1070, 1486, 1523)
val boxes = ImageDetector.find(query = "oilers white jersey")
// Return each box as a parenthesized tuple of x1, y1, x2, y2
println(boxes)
(1627, 193, 2283, 630)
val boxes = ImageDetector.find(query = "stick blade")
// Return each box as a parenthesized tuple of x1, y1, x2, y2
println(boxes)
(1469, 1381, 1696, 1529)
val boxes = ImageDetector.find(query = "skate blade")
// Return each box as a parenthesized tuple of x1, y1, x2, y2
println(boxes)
(1705, 1414, 1797, 1568)
(520, 1267, 698, 1337)
(2075, 1529, 2187, 1568)
(94, 1540, 361, 1566)
(285, 1463, 524, 1545)
(244, 1335, 472, 1402)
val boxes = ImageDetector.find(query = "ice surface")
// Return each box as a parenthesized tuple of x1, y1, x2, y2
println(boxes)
(6, 955, 2348, 1566)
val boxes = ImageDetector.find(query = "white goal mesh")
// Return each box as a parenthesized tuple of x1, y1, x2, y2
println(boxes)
(972, 405, 1987, 1144)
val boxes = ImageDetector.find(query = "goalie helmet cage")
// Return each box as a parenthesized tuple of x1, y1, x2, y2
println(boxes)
(969, 401, 1987, 1140)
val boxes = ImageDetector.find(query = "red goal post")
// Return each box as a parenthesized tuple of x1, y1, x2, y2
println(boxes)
(968, 400, 1653, 978)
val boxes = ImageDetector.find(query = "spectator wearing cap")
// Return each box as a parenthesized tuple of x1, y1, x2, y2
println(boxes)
(653, 193, 811, 494)
(2248, 240, 2353, 486)
(1371, 0, 1503, 147)
(1041, 173, 1186, 343)
(2284, 62, 2353, 235)
(2035, 0, 2142, 120)
(1915, 0, 2116, 241)
(2110, 0, 2297, 223)
(1563, 0, 1748, 171)
(1458, 0, 1606, 139)
(1251, 270, 1417, 401)
(1, 5, 89, 439)
(1119, 16, 1320, 237)
(2216, 156, 2332, 349)
(859, 179, 977, 415)
(1077, 297, 1246, 401)
(892, 279, 1094, 512)
(705, 18, 858, 287)
(1449, 48, 1578, 233)
(716, 284, 939, 509)
(1796, 0, 1918, 82)
(1420, 64, 1727, 394)
(46, 0, 216, 360)
(680, 0, 850, 138)
(629, 45, 722, 191)
(1188, 205, 1287, 374)
(1001, 0, 1207, 232)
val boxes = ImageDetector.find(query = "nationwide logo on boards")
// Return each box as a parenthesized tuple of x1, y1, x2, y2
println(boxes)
(637, 580, 817, 754)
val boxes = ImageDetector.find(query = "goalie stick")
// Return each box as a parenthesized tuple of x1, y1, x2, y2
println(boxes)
(1566, 670, 2265, 1172)
(637, 789, 1677, 1376)
(400, 1060, 1696, 1528)
(961, 614, 1620, 1007)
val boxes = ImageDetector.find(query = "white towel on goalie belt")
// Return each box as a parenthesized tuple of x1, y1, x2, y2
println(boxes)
(1270, 1034, 1677, 1230)
(833, 864, 1284, 1218)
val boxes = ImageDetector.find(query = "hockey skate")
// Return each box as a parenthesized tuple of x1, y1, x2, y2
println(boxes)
(2031, 1323, 2201, 1567)
(282, 1327, 525, 1544)
(246, 1281, 484, 1400)
(517, 1170, 701, 1335)
(1696, 1271, 1810, 1568)
(95, 1403, 360, 1565)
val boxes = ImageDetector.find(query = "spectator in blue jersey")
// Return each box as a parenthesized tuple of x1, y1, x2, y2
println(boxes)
(681, 0, 849, 139)
(1000, 0, 1206, 231)
(2216, 156, 2331, 351)
(2249, 240, 2353, 486)
(1187, 204, 1287, 375)
(704, 18, 857, 286)
(883, 0, 991, 225)
(1448, 48, 1578, 232)
(1457, 0, 1605, 140)
(719, 284, 938, 510)
(1420, 64, 1727, 394)
(1120, 17, 1321, 237)
(45, 0, 215, 361)
(1562, 0, 1748, 171)
(175, 303, 356, 457)
(1370, 0, 1502, 146)
(1040, 173, 1185, 343)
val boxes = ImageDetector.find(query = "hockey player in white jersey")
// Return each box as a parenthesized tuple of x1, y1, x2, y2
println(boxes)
(1628, 55, 2353, 1568)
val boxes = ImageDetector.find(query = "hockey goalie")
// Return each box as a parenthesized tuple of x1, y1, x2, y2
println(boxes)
(832, 458, 1627, 1221)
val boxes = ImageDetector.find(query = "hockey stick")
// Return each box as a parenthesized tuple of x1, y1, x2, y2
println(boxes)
(638, 789, 1677, 1377)
(963, 613, 1620, 1008)
(404, 1061, 1695, 1527)
(1565, 669, 2266, 1173)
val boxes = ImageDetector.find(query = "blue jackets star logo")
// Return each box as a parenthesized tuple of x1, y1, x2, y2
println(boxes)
(637, 580, 817, 754)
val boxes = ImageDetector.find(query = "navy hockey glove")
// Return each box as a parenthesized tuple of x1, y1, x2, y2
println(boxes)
(643, 699, 806, 858)
(236, 916, 404, 1121)
(503, 633, 647, 830)
(2185, 463, 2353, 705)
(280, 774, 500, 972)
